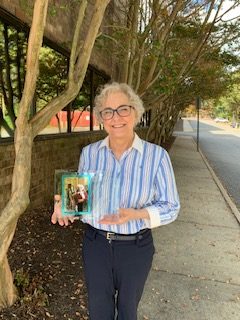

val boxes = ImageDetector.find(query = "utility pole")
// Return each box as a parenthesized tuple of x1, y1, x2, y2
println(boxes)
(196, 96, 201, 152)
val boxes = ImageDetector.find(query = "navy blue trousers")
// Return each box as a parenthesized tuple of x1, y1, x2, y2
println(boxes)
(82, 226, 155, 320)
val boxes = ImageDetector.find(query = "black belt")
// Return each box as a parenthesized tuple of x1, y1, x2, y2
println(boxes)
(95, 228, 149, 241)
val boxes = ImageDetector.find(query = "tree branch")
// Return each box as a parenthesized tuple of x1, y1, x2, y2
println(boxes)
(0, 108, 14, 137)
(0, 62, 9, 109)
(177, 0, 224, 82)
(138, 0, 185, 95)
(68, 0, 88, 82)
(31, 0, 110, 137)
(16, 32, 23, 100)
(16, 0, 49, 128)
(3, 23, 16, 125)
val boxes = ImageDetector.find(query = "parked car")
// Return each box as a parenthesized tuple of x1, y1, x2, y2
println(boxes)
(214, 117, 229, 123)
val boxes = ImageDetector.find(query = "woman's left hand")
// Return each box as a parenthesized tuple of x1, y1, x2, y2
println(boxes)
(99, 208, 149, 225)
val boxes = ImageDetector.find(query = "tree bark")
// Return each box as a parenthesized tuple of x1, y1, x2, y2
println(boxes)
(0, 0, 48, 309)
(0, 254, 17, 309)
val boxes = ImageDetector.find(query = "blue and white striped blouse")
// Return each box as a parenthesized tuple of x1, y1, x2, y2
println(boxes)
(78, 133, 180, 234)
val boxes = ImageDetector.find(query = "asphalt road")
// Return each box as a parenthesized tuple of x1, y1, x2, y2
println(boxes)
(176, 118, 240, 211)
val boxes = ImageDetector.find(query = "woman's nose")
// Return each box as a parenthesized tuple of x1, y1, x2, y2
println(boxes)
(112, 110, 121, 120)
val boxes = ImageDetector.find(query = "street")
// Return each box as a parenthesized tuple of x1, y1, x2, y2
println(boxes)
(175, 118, 240, 211)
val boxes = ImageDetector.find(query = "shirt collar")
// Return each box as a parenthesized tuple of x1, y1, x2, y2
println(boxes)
(98, 133, 143, 155)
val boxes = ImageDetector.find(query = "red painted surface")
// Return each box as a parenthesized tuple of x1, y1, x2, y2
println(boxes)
(50, 111, 98, 127)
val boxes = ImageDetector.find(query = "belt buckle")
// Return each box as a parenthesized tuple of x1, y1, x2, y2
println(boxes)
(106, 232, 115, 241)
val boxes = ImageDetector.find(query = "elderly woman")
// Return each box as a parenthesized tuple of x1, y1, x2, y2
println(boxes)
(52, 82, 180, 320)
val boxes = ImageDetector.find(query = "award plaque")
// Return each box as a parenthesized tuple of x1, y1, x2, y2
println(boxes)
(54, 170, 93, 216)
(54, 170, 121, 219)
(61, 172, 92, 215)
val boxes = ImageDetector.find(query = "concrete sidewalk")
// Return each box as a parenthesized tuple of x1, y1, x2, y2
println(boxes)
(138, 134, 240, 320)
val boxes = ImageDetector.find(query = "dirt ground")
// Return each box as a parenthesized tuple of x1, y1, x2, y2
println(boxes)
(0, 209, 89, 320)
(0, 136, 176, 320)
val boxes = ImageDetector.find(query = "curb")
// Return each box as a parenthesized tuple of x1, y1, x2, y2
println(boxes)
(191, 137, 240, 225)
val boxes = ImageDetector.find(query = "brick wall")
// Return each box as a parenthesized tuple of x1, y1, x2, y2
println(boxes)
(0, 129, 147, 212)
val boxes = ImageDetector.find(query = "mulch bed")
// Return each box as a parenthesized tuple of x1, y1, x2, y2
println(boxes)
(0, 209, 89, 320)
(0, 137, 176, 320)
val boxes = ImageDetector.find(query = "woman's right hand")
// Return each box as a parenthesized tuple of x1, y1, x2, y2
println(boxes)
(51, 195, 75, 226)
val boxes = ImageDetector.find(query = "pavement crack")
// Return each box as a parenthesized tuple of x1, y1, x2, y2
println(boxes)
(151, 268, 240, 287)
(177, 219, 239, 230)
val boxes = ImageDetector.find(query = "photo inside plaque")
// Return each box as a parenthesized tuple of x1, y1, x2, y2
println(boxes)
(61, 173, 91, 215)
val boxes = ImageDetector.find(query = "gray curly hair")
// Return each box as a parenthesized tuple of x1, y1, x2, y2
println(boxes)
(94, 82, 145, 124)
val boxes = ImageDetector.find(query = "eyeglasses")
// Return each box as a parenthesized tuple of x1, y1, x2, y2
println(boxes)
(99, 105, 134, 120)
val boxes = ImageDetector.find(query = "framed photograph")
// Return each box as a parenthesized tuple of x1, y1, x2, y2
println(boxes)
(54, 170, 120, 219)
(61, 173, 92, 215)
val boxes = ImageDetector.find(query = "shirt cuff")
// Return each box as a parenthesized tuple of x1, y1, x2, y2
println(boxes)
(143, 206, 161, 228)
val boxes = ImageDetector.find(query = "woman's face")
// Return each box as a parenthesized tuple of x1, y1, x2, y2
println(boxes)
(100, 91, 136, 141)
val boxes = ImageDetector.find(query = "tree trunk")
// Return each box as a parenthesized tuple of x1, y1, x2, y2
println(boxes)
(0, 0, 48, 310)
(0, 127, 33, 308)
(0, 255, 18, 308)
(146, 113, 160, 143)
